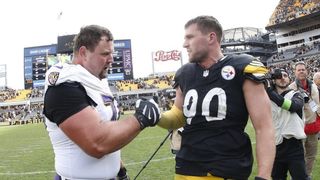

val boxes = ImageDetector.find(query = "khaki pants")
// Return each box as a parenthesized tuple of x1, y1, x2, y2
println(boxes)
(304, 133, 319, 176)
(170, 129, 182, 153)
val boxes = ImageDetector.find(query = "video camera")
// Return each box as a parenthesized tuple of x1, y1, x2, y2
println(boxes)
(266, 68, 283, 80)
(298, 88, 310, 103)
(264, 68, 283, 89)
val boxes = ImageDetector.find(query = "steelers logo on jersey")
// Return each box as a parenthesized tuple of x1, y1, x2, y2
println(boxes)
(221, 65, 235, 80)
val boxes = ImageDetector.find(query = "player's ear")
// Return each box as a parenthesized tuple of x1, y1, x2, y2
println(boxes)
(78, 46, 87, 58)
(208, 32, 217, 43)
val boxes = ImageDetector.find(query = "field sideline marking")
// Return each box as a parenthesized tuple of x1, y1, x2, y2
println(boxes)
(0, 171, 55, 176)
(0, 156, 174, 176)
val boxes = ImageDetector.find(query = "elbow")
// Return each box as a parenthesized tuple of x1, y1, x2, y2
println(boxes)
(90, 153, 104, 159)
(84, 144, 106, 159)
(83, 141, 114, 159)
(81, 131, 118, 159)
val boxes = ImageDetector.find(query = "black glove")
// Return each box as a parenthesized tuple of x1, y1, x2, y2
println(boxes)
(254, 176, 268, 180)
(117, 167, 130, 180)
(134, 98, 161, 130)
(263, 78, 273, 90)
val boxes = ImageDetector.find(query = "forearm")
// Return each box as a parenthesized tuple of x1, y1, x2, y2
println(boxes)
(267, 89, 303, 112)
(98, 116, 141, 155)
(60, 106, 143, 159)
(266, 88, 284, 107)
(157, 105, 186, 129)
(255, 127, 275, 179)
(83, 116, 141, 158)
(245, 81, 275, 179)
(289, 93, 304, 112)
(253, 111, 275, 179)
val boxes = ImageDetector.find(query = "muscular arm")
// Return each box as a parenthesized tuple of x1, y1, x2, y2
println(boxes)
(44, 83, 141, 159)
(243, 79, 275, 179)
(59, 107, 141, 159)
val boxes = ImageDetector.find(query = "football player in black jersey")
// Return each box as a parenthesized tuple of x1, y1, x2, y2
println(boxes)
(157, 15, 275, 180)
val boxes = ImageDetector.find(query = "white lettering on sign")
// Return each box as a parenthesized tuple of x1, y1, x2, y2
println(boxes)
(153, 50, 181, 61)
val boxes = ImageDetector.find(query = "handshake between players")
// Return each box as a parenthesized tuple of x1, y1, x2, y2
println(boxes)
(134, 98, 161, 130)
(133, 97, 186, 132)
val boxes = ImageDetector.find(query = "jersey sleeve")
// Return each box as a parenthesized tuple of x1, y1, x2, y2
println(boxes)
(43, 82, 96, 126)
(173, 68, 182, 89)
(173, 63, 194, 90)
(242, 56, 268, 83)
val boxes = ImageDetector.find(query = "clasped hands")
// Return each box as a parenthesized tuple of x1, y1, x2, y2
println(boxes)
(134, 98, 161, 130)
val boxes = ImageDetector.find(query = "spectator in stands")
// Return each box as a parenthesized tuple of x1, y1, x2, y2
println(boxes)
(266, 68, 308, 179)
(157, 15, 275, 180)
(289, 61, 320, 179)
(43, 25, 160, 180)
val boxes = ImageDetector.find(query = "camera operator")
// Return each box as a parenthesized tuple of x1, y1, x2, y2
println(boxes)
(266, 68, 308, 179)
(289, 62, 320, 179)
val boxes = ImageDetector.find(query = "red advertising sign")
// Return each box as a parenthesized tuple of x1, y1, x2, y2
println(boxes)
(152, 50, 182, 61)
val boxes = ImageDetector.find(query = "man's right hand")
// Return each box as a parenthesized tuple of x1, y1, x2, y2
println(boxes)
(134, 98, 161, 130)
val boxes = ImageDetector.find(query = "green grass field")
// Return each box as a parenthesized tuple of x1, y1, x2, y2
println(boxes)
(0, 117, 319, 180)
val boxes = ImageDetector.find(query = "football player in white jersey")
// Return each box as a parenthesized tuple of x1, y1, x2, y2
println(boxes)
(44, 25, 160, 180)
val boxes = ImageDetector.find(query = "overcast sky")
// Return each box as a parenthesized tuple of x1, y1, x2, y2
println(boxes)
(0, 0, 280, 89)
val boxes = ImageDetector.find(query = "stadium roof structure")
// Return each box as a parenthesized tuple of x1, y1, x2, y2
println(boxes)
(222, 27, 264, 42)
(221, 27, 274, 47)
(221, 27, 276, 63)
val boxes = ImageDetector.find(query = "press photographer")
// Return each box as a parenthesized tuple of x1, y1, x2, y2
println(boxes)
(289, 61, 320, 178)
(266, 68, 283, 81)
(265, 68, 309, 103)
(265, 68, 309, 179)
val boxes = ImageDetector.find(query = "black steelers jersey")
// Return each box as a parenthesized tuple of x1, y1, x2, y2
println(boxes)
(174, 54, 268, 178)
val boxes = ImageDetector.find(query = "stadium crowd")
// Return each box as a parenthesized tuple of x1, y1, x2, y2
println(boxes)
(0, 87, 44, 124)
(0, 103, 44, 125)
(271, 41, 320, 62)
(0, 87, 20, 102)
(268, 0, 320, 26)
(269, 53, 320, 79)
(114, 74, 173, 91)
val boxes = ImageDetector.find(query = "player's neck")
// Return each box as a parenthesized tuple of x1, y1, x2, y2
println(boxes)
(199, 54, 225, 69)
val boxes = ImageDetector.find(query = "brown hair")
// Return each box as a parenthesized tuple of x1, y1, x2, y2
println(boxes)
(185, 15, 223, 42)
(73, 25, 114, 53)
